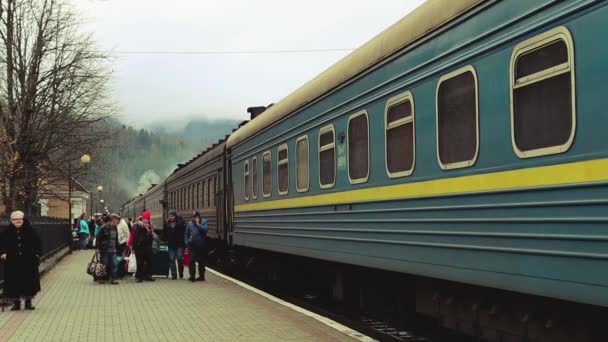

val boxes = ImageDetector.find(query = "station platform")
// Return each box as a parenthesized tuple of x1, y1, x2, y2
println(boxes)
(0, 251, 370, 342)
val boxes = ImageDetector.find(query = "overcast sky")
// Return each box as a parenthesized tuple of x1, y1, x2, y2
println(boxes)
(73, 0, 426, 127)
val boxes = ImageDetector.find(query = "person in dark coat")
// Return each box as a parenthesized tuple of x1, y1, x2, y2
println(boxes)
(96, 213, 121, 285)
(132, 210, 155, 282)
(184, 211, 208, 282)
(161, 209, 187, 280)
(0, 211, 42, 310)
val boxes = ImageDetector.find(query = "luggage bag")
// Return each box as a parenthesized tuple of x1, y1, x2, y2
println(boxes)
(151, 245, 169, 277)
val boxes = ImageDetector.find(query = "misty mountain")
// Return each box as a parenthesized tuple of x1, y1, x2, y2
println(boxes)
(146, 118, 243, 144)
(94, 117, 244, 211)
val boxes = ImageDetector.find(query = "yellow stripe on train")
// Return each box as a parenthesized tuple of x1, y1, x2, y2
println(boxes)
(235, 158, 608, 213)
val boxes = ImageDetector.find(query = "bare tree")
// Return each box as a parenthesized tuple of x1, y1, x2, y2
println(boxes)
(0, 0, 114, 215)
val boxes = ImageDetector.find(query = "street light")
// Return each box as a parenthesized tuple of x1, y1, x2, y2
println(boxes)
(68, 154, 90, 251)
(80, 154, 91, 165)
(94, 185, 103, 214)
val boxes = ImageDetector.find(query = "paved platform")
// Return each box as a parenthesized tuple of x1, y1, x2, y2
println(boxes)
(0, 251, 363, 341)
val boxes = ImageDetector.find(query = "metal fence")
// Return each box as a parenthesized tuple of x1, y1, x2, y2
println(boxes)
(0, 216, 70, 284)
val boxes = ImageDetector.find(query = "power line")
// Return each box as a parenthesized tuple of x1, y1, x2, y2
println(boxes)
(100, 48, 356, 55)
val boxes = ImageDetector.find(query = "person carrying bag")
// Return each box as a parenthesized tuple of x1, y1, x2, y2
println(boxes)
(184, 211, 208, 282)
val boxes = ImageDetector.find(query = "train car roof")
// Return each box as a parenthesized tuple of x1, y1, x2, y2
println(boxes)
(165, 140, 226, 184)
(144, 183, 164, 196)
(226, 0, 484, 148)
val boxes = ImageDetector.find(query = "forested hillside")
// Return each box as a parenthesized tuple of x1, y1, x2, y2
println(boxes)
(90, 118, 240, 212)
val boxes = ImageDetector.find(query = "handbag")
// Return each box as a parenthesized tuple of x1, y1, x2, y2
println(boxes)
(86, 253, 98, 276)
(87, 252, 106, 280)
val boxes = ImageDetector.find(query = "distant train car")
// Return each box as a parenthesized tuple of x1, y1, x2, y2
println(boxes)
(143, 183, 165, 230)
(226, 0, 608, 334)
(165, 141, 227, 241)
(124, 198, 136, 221)
(133, 194, 146, 219)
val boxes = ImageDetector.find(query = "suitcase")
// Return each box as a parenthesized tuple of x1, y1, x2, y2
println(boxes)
(151, 246, 169, 277)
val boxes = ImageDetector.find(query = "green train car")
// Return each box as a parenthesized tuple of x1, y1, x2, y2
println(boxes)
(226, 0, 608, 339)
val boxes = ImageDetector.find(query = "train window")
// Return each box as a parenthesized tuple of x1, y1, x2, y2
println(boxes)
(278, 144, 289, 195)
(252, 158, 258, 199)
(385, 92, 415, 177)
(203, 179, 209, 208)
(244, 161, 250, 200)
(436, 65, 479, 170)
(207, 178, 211, 208)
(200, 181, 205, 208)
(263, 151, 272, 197)
(296, 136, 309, 192)
(319, 125, 335, 189)
(348, 111, 370, 184)
(211, 176, 216, 207)
(511, 26, 575, 158)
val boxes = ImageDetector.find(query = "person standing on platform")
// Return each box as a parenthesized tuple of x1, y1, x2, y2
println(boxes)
(162, 210, 186, 280)
(78, 213, 90, 250)
(96, 213, 121, 285)
(0, 211, 42, 310)
(185, 211, 208, 282)
(117, 218, 130, 256)
(87, 215, 96, 246)
(132, 210, 155, 282)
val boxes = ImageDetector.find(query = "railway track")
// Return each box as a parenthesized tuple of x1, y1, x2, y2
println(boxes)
(213, 261, 474, 342)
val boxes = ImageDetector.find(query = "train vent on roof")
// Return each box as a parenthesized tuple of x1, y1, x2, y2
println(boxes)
(247, 106, 267, 120)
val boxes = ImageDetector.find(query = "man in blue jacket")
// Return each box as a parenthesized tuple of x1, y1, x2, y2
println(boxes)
(184, 211, 208, 282)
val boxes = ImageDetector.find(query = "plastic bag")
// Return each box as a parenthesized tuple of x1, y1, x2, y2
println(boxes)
(127, 252, 137, 273)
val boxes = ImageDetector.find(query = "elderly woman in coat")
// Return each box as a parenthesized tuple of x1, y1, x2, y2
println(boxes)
(0, 211, 42, 311)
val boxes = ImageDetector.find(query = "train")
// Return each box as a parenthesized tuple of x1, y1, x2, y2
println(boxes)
(122, 0, 608, 340)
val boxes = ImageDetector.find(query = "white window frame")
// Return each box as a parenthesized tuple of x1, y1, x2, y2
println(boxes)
(347, 110, 370, 185)
(243, 160, 250, 201)
(295, 136, 310, 193)
(510, 26, 576, 159)
(277, 144, 289, 196)
(385, 91, 416, 178)
(251, 156, 258, 200)
(435, 65, 480, 170)
(318, 124, 336, 189)
(262, 151, 272, 198)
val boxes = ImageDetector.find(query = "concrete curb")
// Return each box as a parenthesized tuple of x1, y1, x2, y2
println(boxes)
(208, 267, 378, 342)
(38, 247, 71, 278)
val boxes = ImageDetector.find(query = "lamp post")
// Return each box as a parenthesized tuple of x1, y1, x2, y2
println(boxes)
(94, 185, 103, 215)
(68, 154, 90, 252)
(68, 154, 91, 223)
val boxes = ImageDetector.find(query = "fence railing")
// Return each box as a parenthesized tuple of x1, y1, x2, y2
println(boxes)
(0, 216, 70, 284)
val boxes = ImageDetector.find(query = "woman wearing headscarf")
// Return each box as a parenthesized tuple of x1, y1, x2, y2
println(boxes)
(0, 211, 42, 310)
(132, 210, 155, 282)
